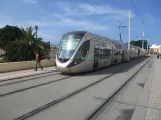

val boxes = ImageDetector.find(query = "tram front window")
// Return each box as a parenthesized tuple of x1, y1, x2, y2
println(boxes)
(58, 34, 81, 62)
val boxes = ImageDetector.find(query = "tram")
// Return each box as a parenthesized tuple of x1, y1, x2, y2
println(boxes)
(55, 31, 144, 73)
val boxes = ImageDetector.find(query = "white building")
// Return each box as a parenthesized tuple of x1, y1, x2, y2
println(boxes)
(149, 44, 161, 49)
(149, 44, 161, 54)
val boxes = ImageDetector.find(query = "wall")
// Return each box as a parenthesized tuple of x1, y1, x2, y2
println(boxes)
(150, 47, 161, 54)
(0, 59, 55, 73)
(50, 49, 57, 59)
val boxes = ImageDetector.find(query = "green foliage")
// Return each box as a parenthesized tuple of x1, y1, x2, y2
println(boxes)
(2, 25, 48, 62)
(0, 25, 23, 48)
(130, 40, 149, 49)
(35, 25, 39, 41)
(6, 41, 31, 61)
(0, 54, 5, 58)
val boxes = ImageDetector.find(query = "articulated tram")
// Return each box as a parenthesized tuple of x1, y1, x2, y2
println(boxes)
(55, 31, 146, 73)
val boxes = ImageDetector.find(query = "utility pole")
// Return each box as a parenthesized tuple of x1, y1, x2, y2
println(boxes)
(118, 26, 126, 42)
(149, 40, 151, 55)
(117, 20, 127, 43)
(142, 32, 144, 50)
(147, 36, 150, 55)
(128, 10, 131, 62)
(141, 17, 150, 51)
(147, 38, 148, 51)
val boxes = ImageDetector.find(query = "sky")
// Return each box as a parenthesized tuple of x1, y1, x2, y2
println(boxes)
(0, 0, 160, 45)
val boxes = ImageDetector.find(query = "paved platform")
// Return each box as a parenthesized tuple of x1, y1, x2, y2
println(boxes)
(0, 67, 56, 81)
(1, 57, 161, 120)
(88, 56, 161, 120)
(145, 58, 161, 120)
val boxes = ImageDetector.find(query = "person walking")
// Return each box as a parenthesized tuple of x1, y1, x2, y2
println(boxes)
(35, 50, 43, 71)
(157, 53, 159, 59)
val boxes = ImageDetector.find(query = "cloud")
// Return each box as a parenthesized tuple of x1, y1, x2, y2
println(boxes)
(38, 31, 61, 43)
(23, 0, 37, 4)
(0, 15, 13, 20)
(22, 15, 109, 43)
(56, 17, 109, 31)
(0, 14, 108, 42)
(24, 17, 109, 32)
(56, 1, 135, 20)
(25, 20, 54, 27)
(0, 15, 20, 28)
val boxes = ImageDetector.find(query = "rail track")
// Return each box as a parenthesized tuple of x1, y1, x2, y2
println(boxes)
(0, 75, 72, 97)
(0, 72, 60, 87)
(0, 70, 57, 83)
(85, 57, 152, 120)
(13, 57, 150, 120)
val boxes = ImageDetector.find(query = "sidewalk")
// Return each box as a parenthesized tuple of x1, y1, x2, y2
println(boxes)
(0, 67, 56, 81)
(144, 58, 161, 120)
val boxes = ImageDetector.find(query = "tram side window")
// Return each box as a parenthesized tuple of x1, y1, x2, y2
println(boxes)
(115, 45, 119, 55)
(115, 44, 122, 55)
(120, 45, 123, 54)
(138, 49, 140, 55)
(74, 40, 90, 61)
(94, 42, 99, 57)
(100, 43, 111, 59)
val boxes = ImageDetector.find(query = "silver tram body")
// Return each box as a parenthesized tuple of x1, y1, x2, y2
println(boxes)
(56, 31, 144, 73)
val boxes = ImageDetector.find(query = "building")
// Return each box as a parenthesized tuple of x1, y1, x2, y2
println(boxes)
(50, 44, 58, 49)
(149, 44, 161, 54)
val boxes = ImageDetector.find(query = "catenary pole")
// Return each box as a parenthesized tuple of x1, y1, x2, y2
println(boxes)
(128, 10, 131, 62)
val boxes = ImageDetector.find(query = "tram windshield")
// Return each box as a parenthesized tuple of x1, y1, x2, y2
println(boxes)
(58, 34, 82, 60)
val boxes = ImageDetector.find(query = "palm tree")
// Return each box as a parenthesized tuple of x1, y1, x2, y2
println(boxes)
(20, 26, 45, 60)
(5, 26, 46, 62)
(35, 25, 39, 41)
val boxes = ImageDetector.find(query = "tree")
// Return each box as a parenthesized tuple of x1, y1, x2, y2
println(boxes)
(1, 25, 48, 62)
(130, 40, 149, 50)
(0, 25, 23, 48)
(5, 26, 47, 61)
(6, 40, 30, 61)
(0, 28, 2, 48)
(22, 26, 47, 59)
(35, 25, 39, 41)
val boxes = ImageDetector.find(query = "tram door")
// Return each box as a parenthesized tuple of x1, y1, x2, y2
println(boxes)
(94, 41, 99, 69)
(121, 45, 126, 62)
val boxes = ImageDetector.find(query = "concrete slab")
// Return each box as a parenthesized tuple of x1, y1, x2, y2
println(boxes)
(0, 67, 56, 81)
(0, 58, 149, 120)
(131, 58, 154, 120)
(94, 57, 153, 120)
(25, 57, 149, 120)
(144, 58, 161, 120)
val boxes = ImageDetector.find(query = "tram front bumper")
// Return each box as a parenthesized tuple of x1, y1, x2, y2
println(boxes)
(56, 67, 71, 73)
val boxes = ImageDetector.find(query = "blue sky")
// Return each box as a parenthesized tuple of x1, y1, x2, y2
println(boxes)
(0, 0, 160, 45)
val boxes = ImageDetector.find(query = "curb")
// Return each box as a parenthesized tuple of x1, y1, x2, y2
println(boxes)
(0, 70, 57, 82)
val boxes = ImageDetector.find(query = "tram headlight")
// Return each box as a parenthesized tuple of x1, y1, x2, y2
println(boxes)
(67, 58, 82, 67)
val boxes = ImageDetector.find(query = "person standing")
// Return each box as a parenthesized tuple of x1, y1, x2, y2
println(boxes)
(35, 50, 43, 71)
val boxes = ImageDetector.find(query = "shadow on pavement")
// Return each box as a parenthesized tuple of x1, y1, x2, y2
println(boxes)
(137, 83, 145, 88)
(115, 109, 135, 120)
(62, 56, 150, 76)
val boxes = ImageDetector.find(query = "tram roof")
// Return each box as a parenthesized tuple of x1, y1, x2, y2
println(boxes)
(63, 31, 122, 43)
(112, 39, 124, 44)
(63, 31, 87, 36)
